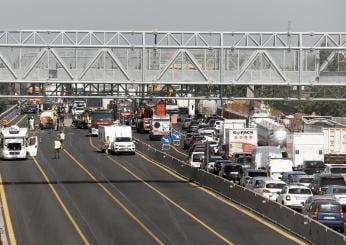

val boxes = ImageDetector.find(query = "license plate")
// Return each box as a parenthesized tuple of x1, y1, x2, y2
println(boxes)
(324, 216, 336, 220)
(230, 172, 239, 174)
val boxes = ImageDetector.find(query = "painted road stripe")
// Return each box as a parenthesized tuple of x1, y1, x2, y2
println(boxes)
(0, 173, 17, 245)
(32, 157, 90, 245)
(135, 150, 307, 245)
(89, 138, 234, 245)
(63, 149, 164, 245)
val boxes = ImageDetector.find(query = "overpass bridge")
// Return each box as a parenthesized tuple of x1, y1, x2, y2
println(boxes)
(0, 31, 346, 100)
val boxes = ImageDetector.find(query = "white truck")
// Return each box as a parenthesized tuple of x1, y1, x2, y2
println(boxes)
(149, 114, 171, 140)
(251, 146, 283, 169)
(220, 119, 247, 143)
(0, 125, 38, 159)
(323, 128, 346, 163)
(71, 100, 86, 116)
(286, 132, 324, 167)
(266, 158, 294, 180)
(98, 125, 135, 155)
(224, 128, 257, 159)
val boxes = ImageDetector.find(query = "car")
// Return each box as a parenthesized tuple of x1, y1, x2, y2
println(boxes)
(240, 169, 268, 187)
(302, 195, 336, 215)
(276, 185, 313, 210)
(232, 152, 252, 162)
(188, 142, 206, 156)
(245, 177, 272, 191)
(291, 175, 314, 187)
(325, 185, 346, 212)
(219, 164, 244, 183)
(212, 160, 232, 175)
(235, 157, 252, 170)
(310, 174, 346, 195)
(281, 171, 306, 184)
(183, 132, 199, 149)
(204, 155, 224, 172)
(255, 179, 286, 201)
(181, 118, 193, 130)
(188, 136, 205, 151)
(305, 199, 344, 233)
(323, 164, 346, 180)
(189, 151, 204, 168)
(302, 160, 325, 175)
(188, 120, 199, 132)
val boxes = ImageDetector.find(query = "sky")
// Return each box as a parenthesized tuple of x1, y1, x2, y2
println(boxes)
(0, 0, 345, 32)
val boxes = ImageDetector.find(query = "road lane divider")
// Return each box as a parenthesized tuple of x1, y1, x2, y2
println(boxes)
(32, 157, 90, 245)
(62, 149, 164, 245)
(135, 150, 307, 245)
(88, 137, 234, 245)
(0, 173, 17, 245)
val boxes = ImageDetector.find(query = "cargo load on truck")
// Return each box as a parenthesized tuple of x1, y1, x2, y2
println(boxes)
(39, 110, 56, 129)
(149, 101, 171, 140)
(323, 128, 346, 164)
(224, 128, 257, 159)
(136, 104, 153, 133)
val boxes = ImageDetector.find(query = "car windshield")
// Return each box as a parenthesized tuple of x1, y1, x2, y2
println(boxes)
(304, 161, 324, 168)
(210, 156, 223, 162)
(237, 157, 251, 163)
(321, 177, 345, 186)
(248, 172, 267, 177)
(333, 188, 346, 194)
(192, 154, 204, 162)
(224, 165, 242, 174)
(91, 112, 113, 120)
(330, 168, 346, 174)
(266, 183, 285, 189)
(299, 178, 314, 183)
(319, 203, 340, 212)
(115, 137, 132, 142)
(288, 188, 311, 195)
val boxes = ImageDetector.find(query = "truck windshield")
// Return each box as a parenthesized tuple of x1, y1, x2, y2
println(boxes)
(115, 137, 132, 142)
(6, 142, 22, 150)
(91, 113, 113, 120)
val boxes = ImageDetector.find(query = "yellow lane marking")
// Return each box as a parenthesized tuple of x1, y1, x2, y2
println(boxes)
(135, 151, 307, 245)
(63, 149, 164, 245)
(32, 157, 90, 245)
(89, 138, 233, 245)
(0, 173, 17, 245)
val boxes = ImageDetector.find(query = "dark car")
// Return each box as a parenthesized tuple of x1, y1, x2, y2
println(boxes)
(235, 157, 252, 170)
(240, 169, 268, 187)
(219, 164, 244, 183)
(188, 143, 206, 157)
(305, 199, 344, 233)
(310, 174, 346, 195)
(183, 132, 199, 149)
(188, 120, 199, 132)
(302, 160, 325, 175)
(212, 160, 232, 175)
(21, 104, 38, 114)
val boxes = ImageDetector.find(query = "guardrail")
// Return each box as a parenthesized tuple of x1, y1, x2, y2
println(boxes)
(135, 138, 346, 245)
(0, 104, 18, 124)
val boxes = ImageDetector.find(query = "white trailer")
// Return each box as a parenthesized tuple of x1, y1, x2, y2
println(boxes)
(251, 146, 283, 169)
(224, 128, 257, 159)
(0, 125, 38, 159)
(149, 115, 171, 140)
(286, 132, 324, 166)
(222, 119, 247, 143)
(323, 128, 346, 155)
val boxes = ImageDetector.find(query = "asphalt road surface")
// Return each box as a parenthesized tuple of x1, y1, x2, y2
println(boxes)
(0, 115, 304, 245)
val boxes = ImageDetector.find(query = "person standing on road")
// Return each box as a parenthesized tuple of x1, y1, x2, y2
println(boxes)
(54, 137, 62, 159)
(29, 116, 35, 131)
(104, 136, 110, 155)
(59, 130, 65, 149)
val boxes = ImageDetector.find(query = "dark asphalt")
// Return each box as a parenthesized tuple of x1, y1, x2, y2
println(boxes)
(0, 115, 302, 244)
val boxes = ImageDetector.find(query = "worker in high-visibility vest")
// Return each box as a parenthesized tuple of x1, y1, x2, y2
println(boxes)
(29, 116, 35, 131)
(59, 130, 65, 149)
(54, 137, 62, 159)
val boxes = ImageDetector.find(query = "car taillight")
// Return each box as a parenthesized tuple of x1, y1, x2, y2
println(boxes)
(312, 206, 319, 220)
(222, 173, 227, 176)
(340, 207, 344, 219)
(263, 189, 271, 193)
(285, 195, 291, 201)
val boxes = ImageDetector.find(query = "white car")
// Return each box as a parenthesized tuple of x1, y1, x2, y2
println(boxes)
(276, 185, 313, 210)
(323, 164, 346, 181)
(325, 185, 346, 207)
(205, 155, 223, 172)
(189, 151, 204, 168)
(245, 177, 271, 191)
(255, 179, 286, 201)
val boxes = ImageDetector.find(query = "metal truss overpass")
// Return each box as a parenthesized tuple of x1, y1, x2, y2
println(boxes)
(0, 30, 346, 100)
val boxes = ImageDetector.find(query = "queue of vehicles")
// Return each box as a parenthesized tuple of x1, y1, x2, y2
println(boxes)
(181, 114, 346, 233)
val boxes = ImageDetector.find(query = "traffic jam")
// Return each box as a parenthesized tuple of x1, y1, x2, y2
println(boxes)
(15, 98, 346, 233)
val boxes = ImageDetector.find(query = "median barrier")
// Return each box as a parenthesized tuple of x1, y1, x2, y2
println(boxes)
(135, 139, 346, 244)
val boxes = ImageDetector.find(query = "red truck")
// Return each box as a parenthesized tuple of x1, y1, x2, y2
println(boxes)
(89, 109, 115, 136)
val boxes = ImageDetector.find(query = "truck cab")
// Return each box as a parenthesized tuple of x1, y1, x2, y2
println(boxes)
(0, 125, 38, 159)
(149, 114, 171, 140)
(90, 109, 114, 136)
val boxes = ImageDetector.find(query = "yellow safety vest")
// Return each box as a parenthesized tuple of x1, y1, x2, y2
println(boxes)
(60, 133, 65, 140)
(54, 140, 61, 149)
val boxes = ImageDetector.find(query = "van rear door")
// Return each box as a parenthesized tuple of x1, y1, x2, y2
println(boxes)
(27, 136, 38, 157)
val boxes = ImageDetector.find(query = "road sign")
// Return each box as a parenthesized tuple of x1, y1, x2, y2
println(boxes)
(161, 135, 171, 151)
(172, 131, 181, 146)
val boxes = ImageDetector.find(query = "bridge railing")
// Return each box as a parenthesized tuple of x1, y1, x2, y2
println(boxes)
(134, 138, 346, 245)
(0, 104, 18, 125)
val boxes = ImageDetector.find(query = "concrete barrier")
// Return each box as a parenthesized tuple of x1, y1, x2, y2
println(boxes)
(135, 138, 346, 244)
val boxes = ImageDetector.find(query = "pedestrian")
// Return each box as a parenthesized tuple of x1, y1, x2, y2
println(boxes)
(103, 136, 110, 155)
(29, 116, 35, 131)
(59, 130, 65, 149)
(54, 137, 62, 159)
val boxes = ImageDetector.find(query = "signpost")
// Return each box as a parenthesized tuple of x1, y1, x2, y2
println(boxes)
(171, 131, 181, 146)
(161, 135, 171, 151)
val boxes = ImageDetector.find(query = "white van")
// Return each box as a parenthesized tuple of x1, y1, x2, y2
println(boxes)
(98, 125, 135, 155)
(267, 159, 294, 181)
(0, 125, 38, 159)
(189, 151, 204, 168)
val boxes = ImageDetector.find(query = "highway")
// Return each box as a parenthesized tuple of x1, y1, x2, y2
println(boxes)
(0, 114, 305, 244)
